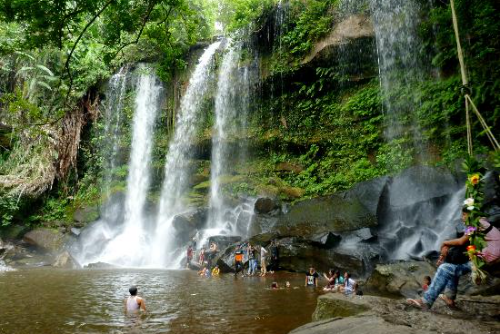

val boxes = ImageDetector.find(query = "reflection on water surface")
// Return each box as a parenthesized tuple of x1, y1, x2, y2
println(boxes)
(0, 269, 318, 334)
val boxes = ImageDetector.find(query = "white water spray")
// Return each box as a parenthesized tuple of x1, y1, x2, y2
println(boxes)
(148, 41, 221, 267)
(78, 66, 162, 267)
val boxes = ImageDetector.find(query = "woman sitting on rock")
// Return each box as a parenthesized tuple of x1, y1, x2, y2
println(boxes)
(322, 269, 337, 291)
(340, 272, 356, 295)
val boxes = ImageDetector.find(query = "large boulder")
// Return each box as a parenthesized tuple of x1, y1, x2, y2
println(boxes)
(312, 294, 375, 321)
(364, 261, 436, 297)
(275, 194, 377, 237)
(375, 166, 463, 259)
(208, 235, 241, 249)
(387, 166, 460, 208)
(268, 237, 379, 276)
(271, 175, 389, 239)
(254, 197, 280, 214)
(171, 208, 208, 244)
(22, 228, 66, 253)
(52, 251, 76, 268)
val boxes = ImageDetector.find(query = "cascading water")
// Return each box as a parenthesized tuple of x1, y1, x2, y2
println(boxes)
(199, 42, 256, 249)
(100, 67, 128, 219)
(148, 41, 221, 268)
(369, 0, 428, 156)
(335, 0, 461, 260)
(74, 65, 162, 267)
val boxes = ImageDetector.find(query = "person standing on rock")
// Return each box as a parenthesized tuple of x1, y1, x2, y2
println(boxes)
(198, 247, 205, 267)
(125, 286, 146, 313)
(305, 266, 319, 287)
(234, 245, 244, 277)
(247, 244, 258, 276)
(259, 245, 268, 276)
(269, 240, 279, 274)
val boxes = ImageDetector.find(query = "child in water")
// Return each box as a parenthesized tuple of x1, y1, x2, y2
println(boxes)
(212, 265, 220, 276)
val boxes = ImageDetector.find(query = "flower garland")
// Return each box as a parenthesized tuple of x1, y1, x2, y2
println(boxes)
(462, 157, 488, 284)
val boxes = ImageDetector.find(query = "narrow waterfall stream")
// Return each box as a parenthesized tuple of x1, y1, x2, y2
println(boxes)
(149, 41, 221, 268)
(198, 42, 256, 250)
(75, 66, 162, 267)
(100, 67, 128, 201)
(367, 0, 461, 260)
(369, 0, 428, 154)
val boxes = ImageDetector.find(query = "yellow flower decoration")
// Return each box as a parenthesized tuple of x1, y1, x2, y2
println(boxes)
(469, 174, 480, 185)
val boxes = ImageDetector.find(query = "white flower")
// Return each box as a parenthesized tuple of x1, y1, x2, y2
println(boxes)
(464, 198, 475, 207)
(467, 206, 475, 211)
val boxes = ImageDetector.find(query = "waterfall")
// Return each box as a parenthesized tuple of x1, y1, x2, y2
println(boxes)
(369, 0, 428, 158)
(367, 1, 463, 260)
(196, 41, 256, 250)
(100, 67, 128, 220)
(75, 65, 162, 267)
(148, 41, 221, 268)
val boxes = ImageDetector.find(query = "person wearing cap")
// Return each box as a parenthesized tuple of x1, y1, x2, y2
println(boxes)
(125, 286, 146, 313)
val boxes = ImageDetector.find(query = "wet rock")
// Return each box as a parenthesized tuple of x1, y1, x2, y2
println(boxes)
(171, 208, 208, 244)
(248, 215, 279, 236)
(85, 262, 117, 269)
(340, 176, 389, 216)
(70, 228, 81, 236)
(309, 232, 342, 248)
(254, 197, 279, 214)
(312, 294, 371, 321)
(0, 225, 28, 240)
(22, 228, 66, 253)
(273, 237, 378, 276)
(483, 171, 500, 224)
(276, 193, 377, 237)
(388, 166, 460, 208)
(291, 293, 500, 334)
(73, 205, 100, 225)
(302, 14, 375, 65)
(291, 315, 428, 334)
(364, 261, 436, 298)
(208, 235, 242, 251)
(53, 251, 76, 268)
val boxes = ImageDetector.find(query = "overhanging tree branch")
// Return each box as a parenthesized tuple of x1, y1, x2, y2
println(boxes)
(112, 0, 162, 61)
(63, 0, 115, 105)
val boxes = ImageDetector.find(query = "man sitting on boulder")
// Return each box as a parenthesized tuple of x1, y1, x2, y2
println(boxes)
(408, 208, 500, 310)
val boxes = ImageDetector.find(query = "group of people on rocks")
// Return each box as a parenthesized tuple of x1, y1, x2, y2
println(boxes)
(237, 241, 280, 277)
(188, 239, 281, 278)
(306, 266, 360, 295)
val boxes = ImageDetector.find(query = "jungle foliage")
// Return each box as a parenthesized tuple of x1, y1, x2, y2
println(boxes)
(0, 0, 499, 227)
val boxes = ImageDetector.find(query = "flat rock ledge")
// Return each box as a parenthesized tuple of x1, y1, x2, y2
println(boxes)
(290, 293, 500, 334)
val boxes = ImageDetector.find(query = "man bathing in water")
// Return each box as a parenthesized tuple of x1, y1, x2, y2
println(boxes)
(125, 286, 146, 313)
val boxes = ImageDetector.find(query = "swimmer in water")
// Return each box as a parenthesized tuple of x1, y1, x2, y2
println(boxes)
(125, 286, 146, 313)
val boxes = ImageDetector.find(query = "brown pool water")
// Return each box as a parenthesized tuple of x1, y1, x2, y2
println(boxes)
(0, 268, 319, 334)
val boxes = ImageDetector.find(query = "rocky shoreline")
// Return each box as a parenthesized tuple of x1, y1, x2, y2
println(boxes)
(290, 293, 500, 334)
